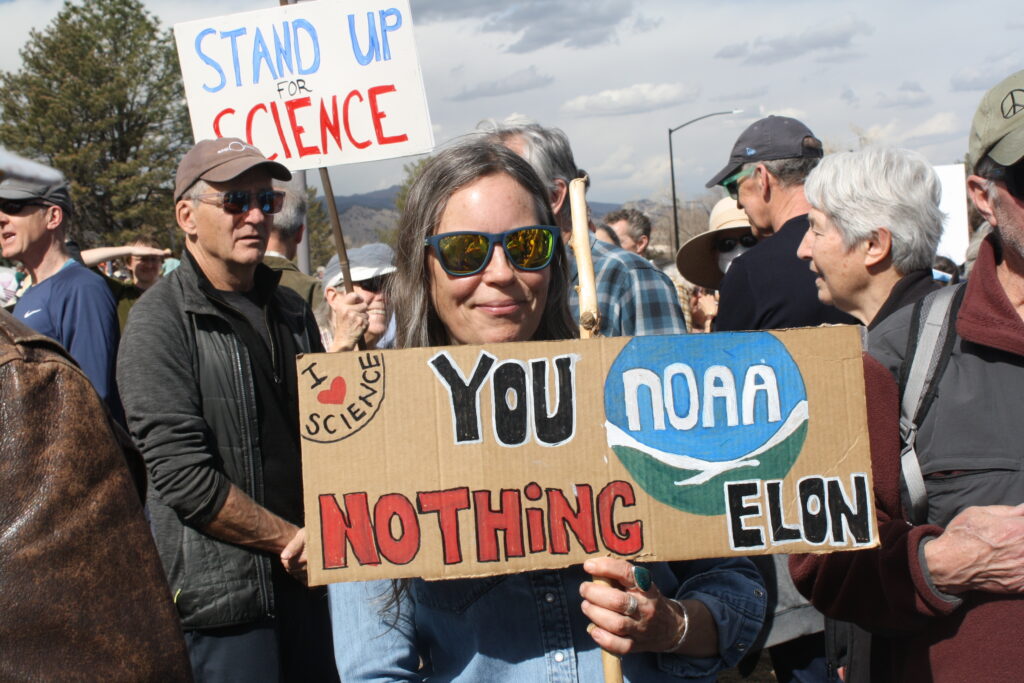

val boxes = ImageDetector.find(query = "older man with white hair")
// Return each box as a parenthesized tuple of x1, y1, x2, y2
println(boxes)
(797, 147, 943, 329)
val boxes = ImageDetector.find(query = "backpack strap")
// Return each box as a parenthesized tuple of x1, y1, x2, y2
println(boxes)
(898, 284, 966, 525)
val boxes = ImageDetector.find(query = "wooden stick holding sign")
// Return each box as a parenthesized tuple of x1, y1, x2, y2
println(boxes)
(569, 176, 622, 683)
(569, 177, 601, 339)
(273, 0, 363, 349)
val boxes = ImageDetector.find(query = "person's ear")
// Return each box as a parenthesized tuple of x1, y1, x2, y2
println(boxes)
(637, 234, 650, 253)
(757, 164, 772, 203)
(550, 178, 569, 216)
(176, 199, 198, 238)
(295, 223, 306, 245)
(967, 175, 996, 226)
(863, 227, 892, 268)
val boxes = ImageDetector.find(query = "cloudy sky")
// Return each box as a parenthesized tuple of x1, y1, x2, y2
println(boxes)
(1, 0, 1021, 204)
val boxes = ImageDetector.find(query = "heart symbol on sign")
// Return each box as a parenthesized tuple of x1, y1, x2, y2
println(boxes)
(317, 377, 347, 405)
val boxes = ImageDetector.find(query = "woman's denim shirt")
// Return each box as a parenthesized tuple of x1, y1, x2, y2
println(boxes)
(329, 558, 765, 682)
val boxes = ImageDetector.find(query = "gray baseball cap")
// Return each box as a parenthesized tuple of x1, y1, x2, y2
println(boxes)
(0, 176, 73, 212)
(706, 116, 823, 188)
(968, 69, 1024, 172)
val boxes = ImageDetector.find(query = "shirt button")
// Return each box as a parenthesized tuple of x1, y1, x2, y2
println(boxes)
(737, 643, 747, 652)
(554, 652, 565, 663)
(545, 592, 556, 603)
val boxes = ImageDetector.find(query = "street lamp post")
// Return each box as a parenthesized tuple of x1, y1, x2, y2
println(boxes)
(669, 109, 742, 255)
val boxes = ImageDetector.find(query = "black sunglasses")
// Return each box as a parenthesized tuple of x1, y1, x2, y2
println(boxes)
(714, 234, 758, 253)
(355, 275, 389, 293)
(193, 189, 285, 215)
(424, 226, 558, 277)
(986, 162, 1024, 200)
(0, 198, 50, 215)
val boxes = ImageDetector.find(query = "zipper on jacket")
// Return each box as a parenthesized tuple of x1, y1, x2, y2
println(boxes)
(229, 332, 274, 617)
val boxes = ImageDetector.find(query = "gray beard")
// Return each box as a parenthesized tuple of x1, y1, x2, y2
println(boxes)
(993, 199, 1024, 262)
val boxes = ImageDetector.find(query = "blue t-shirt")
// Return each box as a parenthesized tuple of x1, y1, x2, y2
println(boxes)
(14, 260, 122, 417)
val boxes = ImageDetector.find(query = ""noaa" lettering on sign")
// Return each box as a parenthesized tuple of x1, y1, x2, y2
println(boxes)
(604, 333, 808, 517)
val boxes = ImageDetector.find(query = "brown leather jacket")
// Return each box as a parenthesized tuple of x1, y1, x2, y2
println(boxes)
(0, 310, 192, 681)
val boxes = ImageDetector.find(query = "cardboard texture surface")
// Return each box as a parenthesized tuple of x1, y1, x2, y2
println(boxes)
(299, 325, 876, 586)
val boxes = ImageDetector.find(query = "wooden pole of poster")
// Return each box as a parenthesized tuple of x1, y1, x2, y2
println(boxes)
(276, 0, 363, 349)
(569, 178, 601, 339)
(569, 177, 621, 683)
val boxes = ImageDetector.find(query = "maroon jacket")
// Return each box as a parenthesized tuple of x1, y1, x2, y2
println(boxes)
(0, 311, 192, 680)
(791, 238, 1024, 681)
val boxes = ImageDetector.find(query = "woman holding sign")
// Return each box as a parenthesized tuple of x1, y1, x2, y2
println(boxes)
(328, 140, 765, 681)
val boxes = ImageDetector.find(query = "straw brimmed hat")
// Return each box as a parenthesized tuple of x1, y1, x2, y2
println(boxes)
(675, 198, 752, 290)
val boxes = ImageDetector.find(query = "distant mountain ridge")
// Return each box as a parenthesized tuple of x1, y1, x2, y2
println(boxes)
(322, 184, 622, 229)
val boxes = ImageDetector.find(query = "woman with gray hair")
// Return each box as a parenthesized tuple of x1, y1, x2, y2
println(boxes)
(797, 147, 944, 328)
(316, 243, 396, 351)
(327, 139, 765, 682)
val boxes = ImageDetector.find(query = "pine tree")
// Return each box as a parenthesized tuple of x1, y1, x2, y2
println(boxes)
(0, 0, 191, 246)
(305, 186, 335, 270)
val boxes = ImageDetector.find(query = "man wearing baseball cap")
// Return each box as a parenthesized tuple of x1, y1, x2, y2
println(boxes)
(792, 69, 1024, 680)
(0, 175, 121, 417)
(706, 115, 854, 333)
(706, 117, 855, 680)
(117, 138, 339, 680)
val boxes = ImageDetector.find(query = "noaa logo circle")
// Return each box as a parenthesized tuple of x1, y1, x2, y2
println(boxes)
(604, 333, 808, 516)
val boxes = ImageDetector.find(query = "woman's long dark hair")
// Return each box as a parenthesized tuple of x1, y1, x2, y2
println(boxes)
(388, 139, 576, 349)
(381, 139, 578, 622)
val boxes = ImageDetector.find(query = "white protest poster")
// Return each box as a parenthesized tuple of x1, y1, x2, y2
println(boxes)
(934, 163, 970, 265)
(174, 0, 433, 171)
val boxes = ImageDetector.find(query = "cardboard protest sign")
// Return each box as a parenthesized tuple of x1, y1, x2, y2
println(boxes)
(174, 0, 433, 170)
(299, 325, 877, 586)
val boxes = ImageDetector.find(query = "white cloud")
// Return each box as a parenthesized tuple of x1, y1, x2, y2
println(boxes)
(856, 112, 958, 148)
(716, 17, 873, 65)
(877, 81, 932, 109)
(951, 53, 1024, 92)
(711, 86, 769, 103)
(762, 107, 809, 120)
(562, 83, 699, 117)
(450, 66, 553, 101)
(899, 112, 960, 146)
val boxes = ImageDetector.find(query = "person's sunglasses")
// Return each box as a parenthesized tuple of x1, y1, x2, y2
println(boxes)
(424, 226, 558, 277)
(722, 166, 756, 201)
(0, 198, 50, 215)
(987, 162, 1024, 201)
(193, 190, 285, 215)
(355, 275, 390, 293)
(714, 233, 758, 253)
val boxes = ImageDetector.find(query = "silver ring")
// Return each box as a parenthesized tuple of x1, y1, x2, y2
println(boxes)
(624, 594, 639, 618)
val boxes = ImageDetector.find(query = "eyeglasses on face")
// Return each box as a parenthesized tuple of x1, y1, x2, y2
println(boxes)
(0, 199, 50, 216)
(714, 233, 758, 253)
(722, 166, 756, 201)
(193, 189, 285, 215)
(424, 226, 558, 277)
(355, 275, 390, 293)
(986, 162, 1024, 201)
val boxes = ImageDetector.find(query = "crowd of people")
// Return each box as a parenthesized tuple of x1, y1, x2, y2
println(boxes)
(1, 66, 1023, 683)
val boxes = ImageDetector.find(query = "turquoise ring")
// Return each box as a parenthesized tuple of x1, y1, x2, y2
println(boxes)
(633, 565, 652, 592)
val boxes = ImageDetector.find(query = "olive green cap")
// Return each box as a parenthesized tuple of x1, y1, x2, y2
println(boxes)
(969, 69, 1024, 172)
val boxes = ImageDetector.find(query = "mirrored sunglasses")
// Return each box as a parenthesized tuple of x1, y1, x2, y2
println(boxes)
(714, 233, 758, 253)
(424, 226, 558, 277)
(0, 198, 50, 215)
(193, 189, 285, 215)
(723, 166, 756, 201)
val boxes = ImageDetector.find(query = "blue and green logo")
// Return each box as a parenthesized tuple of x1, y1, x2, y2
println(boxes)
(604, 333, 808, 516)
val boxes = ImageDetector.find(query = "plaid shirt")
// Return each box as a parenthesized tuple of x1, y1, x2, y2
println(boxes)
(567, 234, 688, 337)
